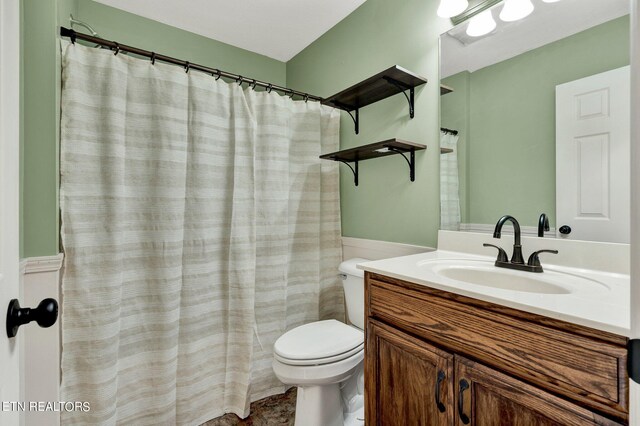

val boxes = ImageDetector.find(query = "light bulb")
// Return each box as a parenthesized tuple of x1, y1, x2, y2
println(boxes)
(466, 10, 497, 37)
(499, 0, 534, 22)
(437, 0, 469, 18)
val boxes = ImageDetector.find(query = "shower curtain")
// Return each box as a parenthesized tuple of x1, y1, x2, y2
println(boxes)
(440, 131, 461, 231)
(59, 41, 342, 425)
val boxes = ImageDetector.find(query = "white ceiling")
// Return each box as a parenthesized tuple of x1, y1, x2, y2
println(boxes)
(441, 0, 630, 78)
(93, 0, 367, 62)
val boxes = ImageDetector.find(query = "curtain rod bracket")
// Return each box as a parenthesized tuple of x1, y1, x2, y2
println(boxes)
(69, 14, 99, 37)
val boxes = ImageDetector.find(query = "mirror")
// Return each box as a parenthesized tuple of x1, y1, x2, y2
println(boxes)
(439, 0, 630, 243)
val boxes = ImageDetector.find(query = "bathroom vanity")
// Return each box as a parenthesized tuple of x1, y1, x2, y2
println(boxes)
(360, 232, 630, 425)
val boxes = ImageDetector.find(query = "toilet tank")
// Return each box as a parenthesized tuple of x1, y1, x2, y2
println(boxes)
(338, 258, 370, 331)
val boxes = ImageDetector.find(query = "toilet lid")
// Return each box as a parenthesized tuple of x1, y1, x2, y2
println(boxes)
(274, 320, 364, 362)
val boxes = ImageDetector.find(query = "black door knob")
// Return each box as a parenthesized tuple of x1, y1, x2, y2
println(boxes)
(559, 225, 572, 235)
(6, 298, 58, 338)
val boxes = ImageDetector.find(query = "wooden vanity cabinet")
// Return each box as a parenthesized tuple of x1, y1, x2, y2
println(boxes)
(364, 272, 629, 426)
(455, 356, 621, 426)
(366, 319, 454, 426)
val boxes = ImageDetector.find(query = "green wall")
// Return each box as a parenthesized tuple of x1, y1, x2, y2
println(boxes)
(442, 16, 629, 227)
(286, 0, 451, 248)
(440, 71, 470, 223)
(21, 0, 286, 258)
(21, 0, 63, 258)
(23, 0, 629, 255)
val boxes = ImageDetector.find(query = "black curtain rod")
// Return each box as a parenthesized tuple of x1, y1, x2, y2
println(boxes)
(59, 27, 324, 102)
(440, 127, 458, 135)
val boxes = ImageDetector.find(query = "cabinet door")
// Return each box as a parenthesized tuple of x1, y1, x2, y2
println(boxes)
(366, 319, 454, 426)
(454, 356, 623, 426)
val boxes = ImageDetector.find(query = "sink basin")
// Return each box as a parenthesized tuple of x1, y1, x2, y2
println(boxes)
(435, 265, 569, 294)
(417, 259, 608, 295)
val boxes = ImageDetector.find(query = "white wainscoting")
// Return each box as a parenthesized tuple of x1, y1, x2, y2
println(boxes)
(459, 223, 556, 238)
(20, 254, 63, 426)
(342, 237, 434, 261)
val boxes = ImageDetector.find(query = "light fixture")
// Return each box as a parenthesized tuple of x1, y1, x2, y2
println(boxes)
(466, 9, 497, 37)
(499, 0, 534, 22)
(437, 0, 470, 18)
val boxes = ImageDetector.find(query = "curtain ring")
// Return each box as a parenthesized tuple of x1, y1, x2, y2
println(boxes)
(304, 94, 309, 103)
(250, 79, 257, 90)
(150, 52, 156, 65)
(113, 42, 120, 55)
(214, 70, 222, 81)
(289, 90, 296, 99)
(184, 61, 190, 73)
(266, 84, 273, 93)
(70, 31, 77, 45)
(236, 76, 243, 86)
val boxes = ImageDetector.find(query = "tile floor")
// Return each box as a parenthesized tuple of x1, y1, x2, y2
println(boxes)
(203, 388, 296, 426)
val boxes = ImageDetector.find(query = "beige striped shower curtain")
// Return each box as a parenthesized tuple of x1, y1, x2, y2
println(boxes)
(59, 41, 342, 425)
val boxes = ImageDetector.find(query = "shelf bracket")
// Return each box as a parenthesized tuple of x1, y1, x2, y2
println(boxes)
(383, 77, 415, 119)
(333, 101, 359, 134)
(347, 109, 359, 135)
(630, 339, 640, 384)
(388, 147, 416, 182)
(338, 160, 359, 186)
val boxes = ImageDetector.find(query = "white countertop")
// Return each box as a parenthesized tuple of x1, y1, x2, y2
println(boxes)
(358, 244, 630, 337)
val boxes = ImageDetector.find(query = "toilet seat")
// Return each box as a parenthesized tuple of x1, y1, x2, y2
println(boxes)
(275, 342, 364, 366)
(272, 347, 364, 386)
(274, 320, 364, 366)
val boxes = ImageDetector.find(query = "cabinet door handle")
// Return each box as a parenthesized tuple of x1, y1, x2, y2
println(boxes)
(458, 379, 470, 424)
(435, 370, 446, 413)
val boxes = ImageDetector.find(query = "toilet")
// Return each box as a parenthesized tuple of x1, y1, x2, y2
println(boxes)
(272, 258, 369, 426)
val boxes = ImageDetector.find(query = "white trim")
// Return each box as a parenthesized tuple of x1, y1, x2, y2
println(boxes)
(341, 237, 434, 261)
(20, 254, 64, 275)
(459, 223, 556, 238)
(0, 0, 23, 423)
(20, 255, 62, 426)
(629, 0, 639, 424)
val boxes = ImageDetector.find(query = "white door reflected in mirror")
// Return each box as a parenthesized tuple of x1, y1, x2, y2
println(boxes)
(555, 66, 630, 243)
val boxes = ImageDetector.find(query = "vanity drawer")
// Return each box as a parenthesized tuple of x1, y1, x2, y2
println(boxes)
(367, 276, 628, 422)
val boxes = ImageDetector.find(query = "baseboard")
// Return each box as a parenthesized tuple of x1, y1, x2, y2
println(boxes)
(459, 223, 556, 238)
(342, 237, 434, 261)
(20, 253, 64, 274)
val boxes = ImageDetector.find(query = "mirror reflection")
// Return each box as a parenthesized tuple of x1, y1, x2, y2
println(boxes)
(439, 0, 630, 243)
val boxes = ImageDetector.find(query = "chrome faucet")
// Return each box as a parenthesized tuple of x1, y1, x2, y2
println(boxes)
(483, 215, 558, 273)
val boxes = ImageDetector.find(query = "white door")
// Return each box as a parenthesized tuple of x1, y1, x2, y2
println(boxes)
(556, 66, 630, 243)
(0, 0, 23, 424)
(630, 2, 640, 425)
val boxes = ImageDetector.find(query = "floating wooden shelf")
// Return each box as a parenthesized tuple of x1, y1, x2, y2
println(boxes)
(322, 66, 428, 134)
(440, 84, 454, 96)
(320, 139, 426, 186)
(440, 148, 454, 154)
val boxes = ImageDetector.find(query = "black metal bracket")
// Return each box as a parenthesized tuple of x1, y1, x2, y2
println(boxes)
(339, 160, 359, 186)
(629, 339, 640, 384)
(347, 109, 359, 135)
(383, 77, 415, 118)
(333, 101, 360, 134)
(388, 147, 416, 182)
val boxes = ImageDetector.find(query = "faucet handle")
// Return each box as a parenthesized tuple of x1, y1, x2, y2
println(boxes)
(483, 244, 509, 263)
(527, 249, 559, 267)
